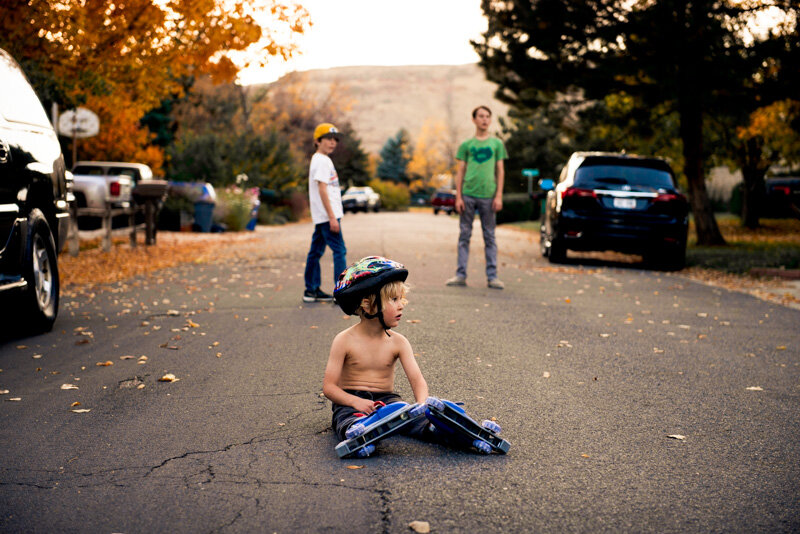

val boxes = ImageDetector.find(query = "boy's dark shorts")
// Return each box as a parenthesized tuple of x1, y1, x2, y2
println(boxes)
(331, 390, 431, 441)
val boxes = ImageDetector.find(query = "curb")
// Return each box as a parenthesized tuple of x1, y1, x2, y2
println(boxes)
(749, 268, 800, 280)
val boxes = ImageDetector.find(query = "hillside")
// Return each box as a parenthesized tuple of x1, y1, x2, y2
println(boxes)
(268, 63, 509, 154)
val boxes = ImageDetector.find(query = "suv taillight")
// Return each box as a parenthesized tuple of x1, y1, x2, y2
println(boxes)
(561, 187, 596, 200)
(109, 182, 121, 196)
(654, 192, 686, 203)
(773, 186, 791, 196)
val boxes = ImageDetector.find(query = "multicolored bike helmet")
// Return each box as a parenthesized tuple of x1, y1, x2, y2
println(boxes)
(334, 256, 408, 332)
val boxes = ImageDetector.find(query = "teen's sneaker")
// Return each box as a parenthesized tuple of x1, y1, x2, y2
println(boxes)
(303, 288, 334, 302)
(487, 278, 505, 290)
(446, 276, 467, 286)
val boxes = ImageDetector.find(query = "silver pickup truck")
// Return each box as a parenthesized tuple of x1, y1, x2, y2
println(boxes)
(71, 161, 154, 213)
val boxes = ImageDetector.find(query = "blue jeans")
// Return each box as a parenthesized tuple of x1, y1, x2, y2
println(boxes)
(304, 220, 347, 292)
(456, 196, 497, 280)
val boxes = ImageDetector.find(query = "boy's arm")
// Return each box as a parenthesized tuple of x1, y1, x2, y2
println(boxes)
(322, 333, 376, 414)
(492, 159, 505, 212)
(396, 335, 429, 404)
(454, 159, 466, 214)
(316, 180, 340, 233)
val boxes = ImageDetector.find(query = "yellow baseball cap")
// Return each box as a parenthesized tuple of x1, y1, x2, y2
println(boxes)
(313, 123, 341, 140)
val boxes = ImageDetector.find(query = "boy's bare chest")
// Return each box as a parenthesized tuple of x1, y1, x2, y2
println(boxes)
(344, 345, 397, 370)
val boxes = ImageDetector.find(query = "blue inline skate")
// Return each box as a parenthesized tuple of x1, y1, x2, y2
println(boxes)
(424, 396, 510, 454)
(335, 401, 427, 458)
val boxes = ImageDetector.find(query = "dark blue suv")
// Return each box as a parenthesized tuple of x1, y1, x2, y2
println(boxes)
(0, 49, 71, 333)
(540, 152, 689, 270)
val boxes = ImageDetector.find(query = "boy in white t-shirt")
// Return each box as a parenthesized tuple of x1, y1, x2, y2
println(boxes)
(303, 123, 347, 302)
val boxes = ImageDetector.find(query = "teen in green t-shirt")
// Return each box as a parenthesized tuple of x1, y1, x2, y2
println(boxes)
(447, 106, 508, 290)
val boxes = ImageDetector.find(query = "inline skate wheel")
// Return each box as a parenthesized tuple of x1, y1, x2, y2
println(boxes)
(482, 420, 502, 435)
(346, 423, 366, 439)
(409, 404, 426, 417)
(426, 397, 445, 411)
(357, 444, 375, 458)
(473, 439, 492, 454)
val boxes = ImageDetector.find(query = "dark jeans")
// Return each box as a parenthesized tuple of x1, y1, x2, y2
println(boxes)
(304, 219, 347, 292)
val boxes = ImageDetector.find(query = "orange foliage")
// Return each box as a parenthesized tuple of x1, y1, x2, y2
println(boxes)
(0, 0, 310, 165)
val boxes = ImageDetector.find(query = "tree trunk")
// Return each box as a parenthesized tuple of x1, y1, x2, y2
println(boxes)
(740, 138, 767, 229)
(680, 106, 726, 246)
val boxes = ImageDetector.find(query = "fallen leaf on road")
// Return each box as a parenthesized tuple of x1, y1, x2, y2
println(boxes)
(158, 373, 179, 382)
(346, 465, 364, 470)
(406, 319, 421, 323)
(60, 384, 79, 390)
(776, 346, 786, 350)
(137, 384, 145, 389)
(448, 319, 456, 324)
(409, 521, 430, 533)
(6, 397, 21, 401)
(542, 371, 551, 378)
(745, 386, 763, 391)
(667, 434, 686, 440)
(16, 345, 27, 349)
(96, 361, 113, 367)
(75, 339, 91, 345)
(581, 454, 590, 458)
(0, 389, 9, 394)
(697, 312, 708, 318)
(120, 355, 135, 360)
(187, 320, 199, 328)
(71, 402, 81, 407)
(599, 333, 611, 338)
(71, 409, 91, 413)
(32, 354, 42, 359)
(654, 348, 665, 354)
(167, 310, 180, 316)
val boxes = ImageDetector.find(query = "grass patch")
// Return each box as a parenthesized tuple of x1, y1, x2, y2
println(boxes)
(688, 217, 800, 273)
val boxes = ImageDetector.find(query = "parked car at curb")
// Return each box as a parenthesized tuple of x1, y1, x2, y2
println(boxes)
(765, 177, 800, 218)
(540, 152, 689, 270)
(432, 189, 456, 215)
(342, 186, 381, 212)
(0, 48, 71, 333)
(71, 161, 154, 212)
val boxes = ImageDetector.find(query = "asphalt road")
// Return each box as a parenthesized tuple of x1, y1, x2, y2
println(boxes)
(1, 211, 798, 533)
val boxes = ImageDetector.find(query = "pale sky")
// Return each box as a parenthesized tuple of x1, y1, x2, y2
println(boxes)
(239, 0, 487, 85)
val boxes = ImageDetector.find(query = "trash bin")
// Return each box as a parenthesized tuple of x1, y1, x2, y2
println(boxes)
(193, 183, 216, 233)
(193, 202, 214, 232)
(246, 199, 261, 231)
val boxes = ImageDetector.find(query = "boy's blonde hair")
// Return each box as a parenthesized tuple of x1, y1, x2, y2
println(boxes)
(358, 280, 409, 317)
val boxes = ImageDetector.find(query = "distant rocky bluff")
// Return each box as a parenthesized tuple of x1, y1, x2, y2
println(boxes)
(266, 64, 508, 154)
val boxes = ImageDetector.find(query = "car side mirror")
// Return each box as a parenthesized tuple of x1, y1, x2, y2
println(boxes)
(539, 178, 554, 191)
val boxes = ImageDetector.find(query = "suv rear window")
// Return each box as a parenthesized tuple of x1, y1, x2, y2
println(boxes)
(575, 165, 675, 191)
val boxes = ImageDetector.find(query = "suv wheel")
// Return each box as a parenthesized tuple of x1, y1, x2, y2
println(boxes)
(22, 209, 59, 332)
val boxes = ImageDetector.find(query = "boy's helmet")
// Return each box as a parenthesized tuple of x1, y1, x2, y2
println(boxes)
(334, 256, 408, 316)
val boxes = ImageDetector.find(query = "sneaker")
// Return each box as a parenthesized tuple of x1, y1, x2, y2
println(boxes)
(487, 278, 505, 290)
(446, 276, 467, 286)
(303, 288, 334, 302)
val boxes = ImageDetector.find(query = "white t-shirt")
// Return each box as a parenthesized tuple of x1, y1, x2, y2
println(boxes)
(308, 153, 344, 224)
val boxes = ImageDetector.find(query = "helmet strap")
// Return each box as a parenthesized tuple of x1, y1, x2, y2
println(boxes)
(362, 293, 391, 337)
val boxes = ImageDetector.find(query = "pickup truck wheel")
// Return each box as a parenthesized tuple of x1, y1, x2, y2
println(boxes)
(22, 210, 59, 332)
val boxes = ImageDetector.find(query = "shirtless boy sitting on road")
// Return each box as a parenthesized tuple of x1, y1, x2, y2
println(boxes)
(322, 256, 431, 443)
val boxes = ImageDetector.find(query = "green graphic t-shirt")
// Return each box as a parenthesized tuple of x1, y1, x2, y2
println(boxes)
(456, 137, 508, 198)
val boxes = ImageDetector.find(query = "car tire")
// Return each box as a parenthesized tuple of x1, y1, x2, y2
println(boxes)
(646, 242, 686, 271)
(434, 208, 439, 215)
(21, 209, 60, 332)
(547, 235, 567, 264)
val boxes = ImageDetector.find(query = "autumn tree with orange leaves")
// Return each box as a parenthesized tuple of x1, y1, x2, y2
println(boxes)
(0, 0, 310, 171)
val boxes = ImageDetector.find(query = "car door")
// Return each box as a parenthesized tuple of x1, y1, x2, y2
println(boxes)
(0, 49, 65, 257)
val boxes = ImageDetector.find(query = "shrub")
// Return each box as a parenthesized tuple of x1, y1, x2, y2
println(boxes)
(214, 186, 258, 231)
(496, 193, 535, 224)
(369, 178, 409, 211)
